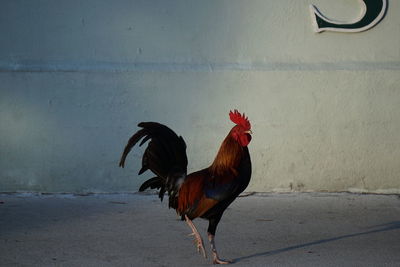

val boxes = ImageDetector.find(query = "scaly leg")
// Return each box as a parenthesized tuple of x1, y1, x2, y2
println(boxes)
(185, 215, 207, 258)
(208, 233, 232, 264)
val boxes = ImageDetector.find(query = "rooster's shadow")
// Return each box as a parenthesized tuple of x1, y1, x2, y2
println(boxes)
(234, 221, 400, 263)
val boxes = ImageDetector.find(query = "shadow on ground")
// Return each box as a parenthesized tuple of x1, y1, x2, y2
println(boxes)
(234, 221, 400, 263)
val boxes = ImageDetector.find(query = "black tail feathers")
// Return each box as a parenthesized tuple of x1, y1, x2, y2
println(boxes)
(119, 122, 188, 205)
(138, 177, 162, 192)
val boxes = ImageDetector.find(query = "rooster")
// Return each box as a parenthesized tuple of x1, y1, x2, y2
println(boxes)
(119, 110, 252, 264)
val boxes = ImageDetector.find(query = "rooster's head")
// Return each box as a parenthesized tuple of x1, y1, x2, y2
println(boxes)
(229, 109, 252, 147)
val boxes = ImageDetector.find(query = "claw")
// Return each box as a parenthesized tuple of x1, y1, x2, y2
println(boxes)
(213, 258, 233, 264)
(185, 215, 207, 259)
(191, 233, 206, 258)
(198, 240, 207, 258)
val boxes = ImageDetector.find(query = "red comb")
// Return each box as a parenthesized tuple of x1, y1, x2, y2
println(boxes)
(229, 109, 251, 130)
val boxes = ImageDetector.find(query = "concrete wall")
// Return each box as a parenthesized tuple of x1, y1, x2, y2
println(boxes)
(1, 0, 399, 193)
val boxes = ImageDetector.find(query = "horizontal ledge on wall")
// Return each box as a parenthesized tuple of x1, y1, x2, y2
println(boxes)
(1, 60, 400, 73)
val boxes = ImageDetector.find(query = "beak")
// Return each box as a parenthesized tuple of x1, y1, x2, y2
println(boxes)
(245, 130, 253, 134)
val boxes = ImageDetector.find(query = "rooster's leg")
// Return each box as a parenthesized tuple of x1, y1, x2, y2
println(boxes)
(208, 233, 232, 264)
(185, 215, 207, 258)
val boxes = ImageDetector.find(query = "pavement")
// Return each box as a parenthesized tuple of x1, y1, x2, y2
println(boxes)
(0, 192, 399, 267)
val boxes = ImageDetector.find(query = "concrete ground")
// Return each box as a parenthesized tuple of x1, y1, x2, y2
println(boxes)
(0, 192, 399, 267)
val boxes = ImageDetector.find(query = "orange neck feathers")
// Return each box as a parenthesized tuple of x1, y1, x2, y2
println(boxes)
(210, 131, 243, 176)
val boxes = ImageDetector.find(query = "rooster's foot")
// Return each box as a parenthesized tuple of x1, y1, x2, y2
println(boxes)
(208, 233, 232, 264)
(213, 257, 233, 265)
(185, 215, 207, 259)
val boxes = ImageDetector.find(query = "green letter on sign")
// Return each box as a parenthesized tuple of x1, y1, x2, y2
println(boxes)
(310, 0, 387, 33)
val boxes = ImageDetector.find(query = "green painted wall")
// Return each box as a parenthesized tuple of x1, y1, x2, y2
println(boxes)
(1, 0, 399, 193)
